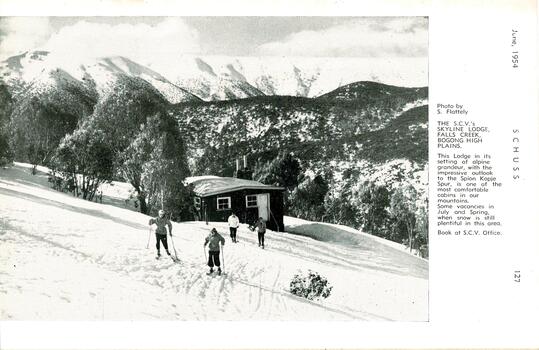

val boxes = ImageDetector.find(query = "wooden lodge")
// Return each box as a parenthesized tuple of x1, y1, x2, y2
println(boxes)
(187, 157, 285, 231)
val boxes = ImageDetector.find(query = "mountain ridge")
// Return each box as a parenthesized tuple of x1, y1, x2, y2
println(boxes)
(1, 51, 427, 102)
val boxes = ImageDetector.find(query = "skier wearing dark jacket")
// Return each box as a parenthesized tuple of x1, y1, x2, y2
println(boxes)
(255, 217, 267, 249)
(204, 228, 225, 275)
(149, 209, 172, 259)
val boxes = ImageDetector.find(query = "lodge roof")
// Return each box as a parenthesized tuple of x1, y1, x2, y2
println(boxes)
(185, 176, 285, 197)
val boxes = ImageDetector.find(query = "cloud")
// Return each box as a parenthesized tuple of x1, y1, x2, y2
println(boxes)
(257, 17, 428, 58)
(0, 17, 427, 63)
(43, 18, 200, 64)
(0, 17, 200, 63)
(0, 17, 53, 58)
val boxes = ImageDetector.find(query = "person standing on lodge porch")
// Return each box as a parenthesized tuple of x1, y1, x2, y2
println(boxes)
(255, 217, 267, 249)
(228, 212, 240, 243)
(149, 209, 173, 259)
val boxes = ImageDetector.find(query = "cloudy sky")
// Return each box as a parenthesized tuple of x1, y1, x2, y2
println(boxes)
(0, 16, 427, 63)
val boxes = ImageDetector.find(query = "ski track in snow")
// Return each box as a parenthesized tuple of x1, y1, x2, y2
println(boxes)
(0, 164, 428, 321)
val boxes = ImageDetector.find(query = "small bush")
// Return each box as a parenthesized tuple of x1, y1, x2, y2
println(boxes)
(289, 270, 333, 300)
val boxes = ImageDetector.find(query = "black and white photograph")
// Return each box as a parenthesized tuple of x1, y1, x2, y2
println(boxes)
(0, 16, 429, 321)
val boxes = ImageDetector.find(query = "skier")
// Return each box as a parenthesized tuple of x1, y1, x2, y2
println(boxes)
(204, 228, 225, 275)
(254, 217, 267, 249)
(149, 209, 173, 259)
(227, 212, 240, 243)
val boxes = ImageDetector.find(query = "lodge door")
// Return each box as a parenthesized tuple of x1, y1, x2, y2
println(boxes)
(256, 193, 270, 221)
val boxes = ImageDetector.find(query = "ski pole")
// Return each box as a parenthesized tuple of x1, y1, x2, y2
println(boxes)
(204, 246, 207, 263)
(169, 229, 179, 260)
(168, 213, 179, 260)
(221, 244, 225, 273)
(146, 227, 152, 249)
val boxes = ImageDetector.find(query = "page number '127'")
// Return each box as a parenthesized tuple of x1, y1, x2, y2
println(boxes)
(514, 270, 521, 282)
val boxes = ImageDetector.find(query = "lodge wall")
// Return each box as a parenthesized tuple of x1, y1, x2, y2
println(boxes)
(194, 188, 284, 232)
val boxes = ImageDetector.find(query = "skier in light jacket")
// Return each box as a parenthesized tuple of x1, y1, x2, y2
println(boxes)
(149, 209, 172, 259)
(204, 228, 225, 275)
(228, 213, 240, 243)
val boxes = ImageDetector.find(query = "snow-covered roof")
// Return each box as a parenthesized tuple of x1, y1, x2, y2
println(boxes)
(185, 176, 284, 197)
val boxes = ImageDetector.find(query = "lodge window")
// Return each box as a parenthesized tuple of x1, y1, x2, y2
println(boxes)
(217, 197, 231, 210)
(246, 195, 258, 208)
(194, 197, 201, 210)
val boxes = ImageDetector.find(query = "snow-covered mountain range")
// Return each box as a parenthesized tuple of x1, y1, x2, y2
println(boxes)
(1, 51, 199, 103)
(151, 55, 427, 101)
(0, 50, 427, 102)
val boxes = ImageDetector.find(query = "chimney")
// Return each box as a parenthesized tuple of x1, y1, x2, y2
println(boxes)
(234, 155, 253, 180)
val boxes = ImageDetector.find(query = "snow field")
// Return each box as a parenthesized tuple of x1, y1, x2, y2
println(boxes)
(0, 163, 427, 320)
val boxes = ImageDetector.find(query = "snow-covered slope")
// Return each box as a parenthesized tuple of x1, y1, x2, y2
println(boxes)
(0, 163, 428, 321)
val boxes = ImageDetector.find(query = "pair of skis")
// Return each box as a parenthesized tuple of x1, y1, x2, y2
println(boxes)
(156, 255, 181, 264)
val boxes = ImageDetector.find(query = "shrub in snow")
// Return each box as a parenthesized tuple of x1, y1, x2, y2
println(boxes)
(289, 270, 333, 301)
